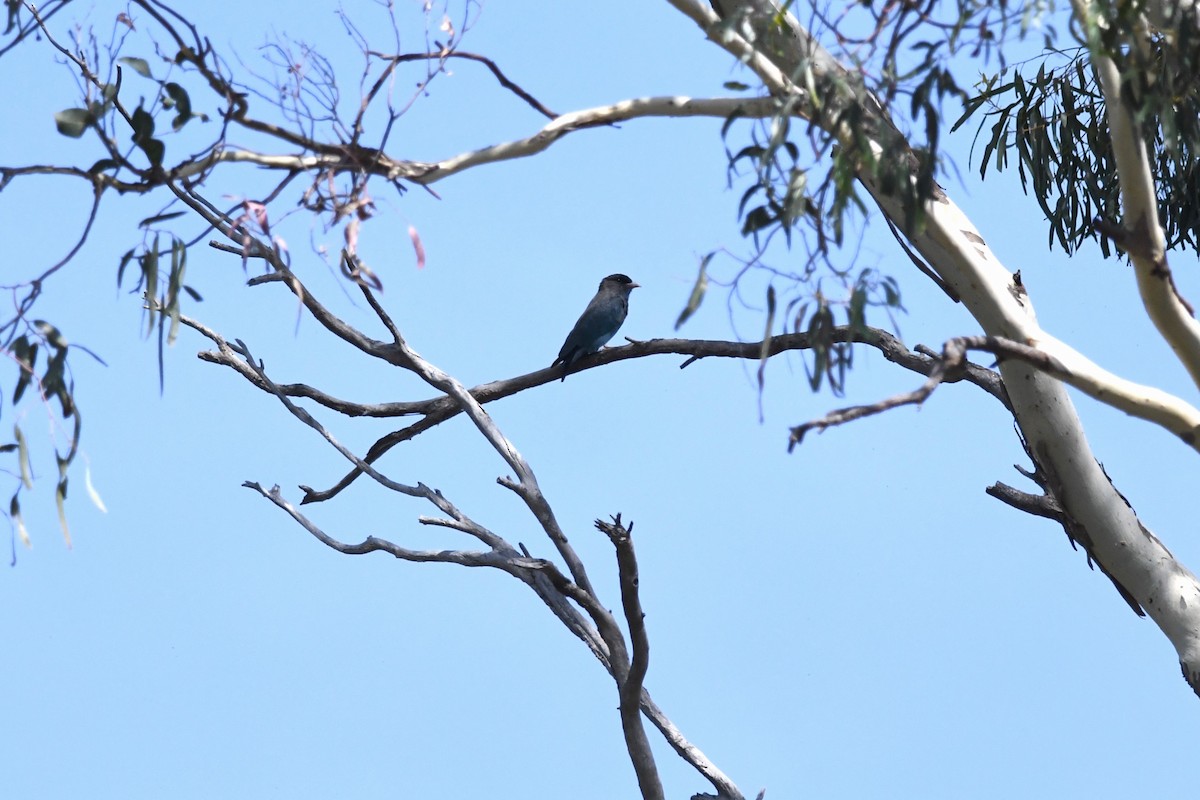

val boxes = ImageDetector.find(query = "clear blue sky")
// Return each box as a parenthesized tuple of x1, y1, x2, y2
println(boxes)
(3, 1, 1197, 797)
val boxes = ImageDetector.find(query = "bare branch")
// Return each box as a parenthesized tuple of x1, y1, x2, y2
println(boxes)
(244, 481, 501, 566)
(986, 482, 1063, 521)
(191, 267, 742, 797)
(410, 96, 788, 184)
(149, 96, 791, 189)
(791, 335, 1200, 452)
(366, 49, 559, 119)
(197, 327, 1001, 504)
(597, 514, 662, 800)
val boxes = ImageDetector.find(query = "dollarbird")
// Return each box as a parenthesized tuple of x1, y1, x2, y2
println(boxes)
(552, 273, 639, 380)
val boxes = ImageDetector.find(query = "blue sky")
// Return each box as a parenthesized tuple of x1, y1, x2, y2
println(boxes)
(3, 1, 1198, 798)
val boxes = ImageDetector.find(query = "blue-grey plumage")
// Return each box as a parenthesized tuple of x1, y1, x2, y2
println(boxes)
(552, 274, 640, 380)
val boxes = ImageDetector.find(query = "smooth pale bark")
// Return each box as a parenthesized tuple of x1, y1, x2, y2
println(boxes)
(678, 0, 1200, 693)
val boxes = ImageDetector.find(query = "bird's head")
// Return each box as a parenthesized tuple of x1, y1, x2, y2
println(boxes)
(600, 273, 640, 293)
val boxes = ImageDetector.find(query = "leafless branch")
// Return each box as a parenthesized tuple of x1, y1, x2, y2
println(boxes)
(182, 205, 741, 796)
(985, 481, 1063, 521)
(790, 334, 1200, 453)
(366, 49, 559, 119)
(213, 326, 1000, 504)
(597, 514, 662, 800)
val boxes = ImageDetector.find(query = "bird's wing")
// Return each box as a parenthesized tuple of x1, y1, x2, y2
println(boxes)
(553, 292, 627, 367)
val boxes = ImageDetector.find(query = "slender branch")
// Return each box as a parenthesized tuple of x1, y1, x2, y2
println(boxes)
(596, 514, 662, 800)
(387, 326, 604, 603)
(141, 96, 791, 188)
(189, 271, 741, 797)
(409, 96, 788, 184)
(229, 337, 426, 498)
(3, 96, 799, 217)
(246, 472, 741, 798)
(366, 49, 559, 119)
(174, 97, 785, 184)
(1074, 0, 1200, 389)
(791, 334, 1200, 451)
(188, 323, 1004, 423)
(244, 481, 502, 565)
(197, 327, 1003, 504)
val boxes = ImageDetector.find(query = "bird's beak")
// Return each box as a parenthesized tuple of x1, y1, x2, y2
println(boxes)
(630, 282, 641, 289)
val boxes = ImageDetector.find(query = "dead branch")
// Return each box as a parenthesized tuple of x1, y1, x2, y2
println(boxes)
(790, 334, 1200, 452)
(597, 514, 662, 800)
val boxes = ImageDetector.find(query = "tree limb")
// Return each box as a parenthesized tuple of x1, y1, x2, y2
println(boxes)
(187, 324, 1004, 504)
(791, 334, 1200, 452)
(1073, 0, 1200, 390)
(597, 514, 662, 800)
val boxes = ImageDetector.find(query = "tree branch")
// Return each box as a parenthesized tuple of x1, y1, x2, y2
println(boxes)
(1073, 0, 1200, 390)
(190, 326, 1001, 504)
(790, 334, 1200, 453)
(596, 514, 662, 800)
(185, 251, 743, 797)
(366, 49, 559, 119)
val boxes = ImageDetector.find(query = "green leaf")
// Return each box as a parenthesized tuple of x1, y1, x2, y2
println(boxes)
(33, 319, 67, 349)
(131, 105, 155, 142)
(882, 277, 902, 308)
(720, 108, 746, 139)
(166, 238, 186, 345)
(144, 236, 160, 338)
(55, 385, 75, 419)
(55, 478, 71, 547)
(117, 248, 137, 288)
(88, 158, 121, 175)
(142, 138, 165, 167)
(806, 305, 834, 392)
(54, 108, 92, 138)
(85, 463, 108, 514)
(4, 2, 20, 35)
(741, 206, 775, 237)
(723, 81, 751, 91)
(130, 105, 165, 167)
(848, 287, 867, 331)
(118, 56, 153, 79)
(12, 340, 36, 404)
(674, 254, 711, 330)
(138, 211, 187, 228)
(163, 82, 193, 130)
(757, 285, 776, 395)
(14, 424, 32, 489)
(10, 494, 30, 549)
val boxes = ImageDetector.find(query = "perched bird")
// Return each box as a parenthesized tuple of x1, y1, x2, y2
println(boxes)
(552, 274, 639, 380)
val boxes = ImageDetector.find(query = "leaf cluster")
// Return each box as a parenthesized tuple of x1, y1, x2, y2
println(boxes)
(0, 319, 99, 554)
(960, 15, 1200, 255)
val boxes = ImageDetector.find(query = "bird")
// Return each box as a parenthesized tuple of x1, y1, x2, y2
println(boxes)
(552, 274, 640, 380)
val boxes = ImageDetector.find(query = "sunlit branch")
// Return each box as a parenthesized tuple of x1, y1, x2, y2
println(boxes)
(230, 338, 427, 499)
(202, 327, 1001, 504)
(366, 49, 559, 119)
(1072, 0, 1200, 391)
(791, 334, 1200, 453)
(596, 513, 663, 800)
